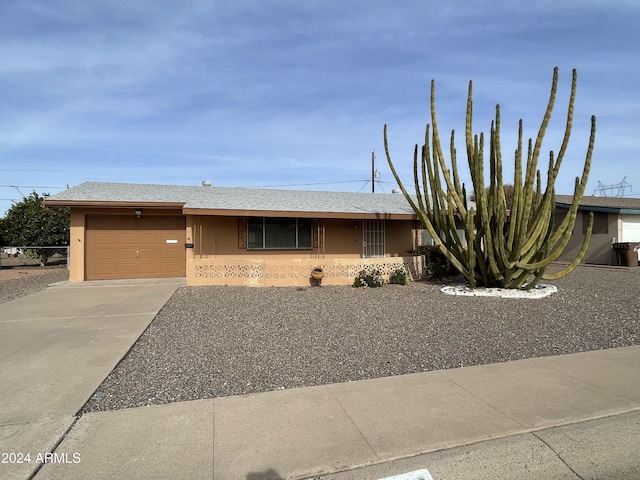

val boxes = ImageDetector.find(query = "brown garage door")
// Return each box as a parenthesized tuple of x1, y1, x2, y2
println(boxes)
(86, 215, 186, 280)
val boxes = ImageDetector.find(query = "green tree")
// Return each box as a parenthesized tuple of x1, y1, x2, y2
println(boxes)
(0, 191, 70, 265)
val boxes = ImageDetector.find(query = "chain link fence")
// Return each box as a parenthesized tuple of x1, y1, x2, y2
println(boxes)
(0, 246, 69, 268)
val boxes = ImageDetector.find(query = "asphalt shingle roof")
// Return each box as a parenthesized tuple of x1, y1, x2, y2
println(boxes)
(556, 194, 640, 212)
(46, 182, 417, 216)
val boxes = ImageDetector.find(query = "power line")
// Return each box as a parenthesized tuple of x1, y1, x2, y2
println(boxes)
(357, 181, 370, 193)
(0, 184, 67, 189)
(241, 180, 371, 188)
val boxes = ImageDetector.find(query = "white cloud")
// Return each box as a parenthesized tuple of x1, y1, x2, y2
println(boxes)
(0, 0, 638, 215)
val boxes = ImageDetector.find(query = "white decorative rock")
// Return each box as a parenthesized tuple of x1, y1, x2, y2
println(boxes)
(441, 284, 557, 298)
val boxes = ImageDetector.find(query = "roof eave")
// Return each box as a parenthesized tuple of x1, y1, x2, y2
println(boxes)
(182, 207, 417, 220)
(43, 200, 186, 209)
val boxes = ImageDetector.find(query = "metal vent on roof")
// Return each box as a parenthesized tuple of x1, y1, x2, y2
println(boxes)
(202, 180, 212, 187)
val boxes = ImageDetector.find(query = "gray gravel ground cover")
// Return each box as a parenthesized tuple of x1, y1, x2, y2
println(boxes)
(0, 267, 69, 304)
(81, 265, 640, 414)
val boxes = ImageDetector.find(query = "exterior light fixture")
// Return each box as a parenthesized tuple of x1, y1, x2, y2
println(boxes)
(135, 209, 143, 218)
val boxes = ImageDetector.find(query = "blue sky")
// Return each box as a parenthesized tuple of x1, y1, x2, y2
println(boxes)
(1, 0, 639, 215)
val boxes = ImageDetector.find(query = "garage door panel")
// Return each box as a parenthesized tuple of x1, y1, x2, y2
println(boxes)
(138, 247, 160, 258)
(138, 264, 160, 276)
(89, 216, 137, 230)
(92, 249, 114, 261)
(159, 248, 179, 259)
(85, 215, 186, 280)
(116, 233, 137, 245)
(622, 215, 640, 242)
(93, 233, 118, 245)
(92, 262, 137, 277)
(92, 247, 136, 261)
(115, 264, 139, 276)
(115, 248, 138, 260)
(159, 232, 181, 241)
(92, 265, 116, 277)
(138, 232, 160, 245)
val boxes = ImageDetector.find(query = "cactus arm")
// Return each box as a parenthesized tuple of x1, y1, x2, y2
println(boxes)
(549, 115, 595, 249)
(490, 108, 510, 275)
(384, 125, 422, 215)
(511, 137, 534, 259)
(523, 67, 558, 229)
(471, 131, 502, 281)
(519, 67, 558, 239)
(413, 145, 428, 217)
(421, 127, 432, 215)
(517, 179, 586, 271)
(430, 81, 467, 213)
(463, 209, 477, 287)
(543, 212, 593, 280)
(507, 121, 524, 254)
(384, 124, 470, 280)
(550, 69, 577, 180)
(530, 67, 558, 177)
(519, 198, 553, 257)
(444, 190, 466, 259)
(523, 267, 547, 290)
(451, 130, 462, 200)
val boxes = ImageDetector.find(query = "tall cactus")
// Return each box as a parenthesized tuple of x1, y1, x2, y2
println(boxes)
(385, 67, 596, 289)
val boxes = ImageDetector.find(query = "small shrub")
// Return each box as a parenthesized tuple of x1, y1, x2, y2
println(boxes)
(389, 268, 408, 285)
(427, 259, 450, 280)
(353, 268, 384, 288)
(419, 245, 457, 280)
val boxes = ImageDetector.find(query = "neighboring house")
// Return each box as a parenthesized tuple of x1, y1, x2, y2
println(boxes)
(44, 182, 424, 286)
(555, 195, 640, 266)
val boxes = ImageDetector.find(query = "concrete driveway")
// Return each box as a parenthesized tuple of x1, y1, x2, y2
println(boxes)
(0, 278, 183, 480)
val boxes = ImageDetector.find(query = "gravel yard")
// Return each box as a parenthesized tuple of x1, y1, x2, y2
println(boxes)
(81, 265, 640, 413)
(0, 266, 68, 304)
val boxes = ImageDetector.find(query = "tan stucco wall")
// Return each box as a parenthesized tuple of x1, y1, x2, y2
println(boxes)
(189, 217, 417, 259)
(386, 220, 418, 255)
(67, 210, 419, 285)
(69, 210, 85, 282)
(186, 216, 421, 286)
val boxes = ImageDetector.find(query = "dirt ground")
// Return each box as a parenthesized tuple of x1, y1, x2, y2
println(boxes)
(0, 266, 61, 282)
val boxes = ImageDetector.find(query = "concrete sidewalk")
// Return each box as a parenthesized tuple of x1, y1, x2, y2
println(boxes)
(32, 345, 640, 480)
(0, 278, 184, 480)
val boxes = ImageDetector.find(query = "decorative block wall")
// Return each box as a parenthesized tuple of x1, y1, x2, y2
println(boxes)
(187, 256, 423, 287)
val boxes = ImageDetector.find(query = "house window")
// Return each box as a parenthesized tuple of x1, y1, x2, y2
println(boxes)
(583, 211, 608, 235)
(247, 217, 312, 249)
(422, 226, 467, 248)
(363, 220, 385, 258)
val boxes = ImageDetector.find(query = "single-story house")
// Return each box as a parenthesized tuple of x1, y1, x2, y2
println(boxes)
(44, 182, 424, 286)
(555, 195, 640, 266)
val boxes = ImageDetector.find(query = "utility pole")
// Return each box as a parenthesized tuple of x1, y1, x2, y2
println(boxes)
(371, 151, 375, 193)
(371, 151, 381, 192)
